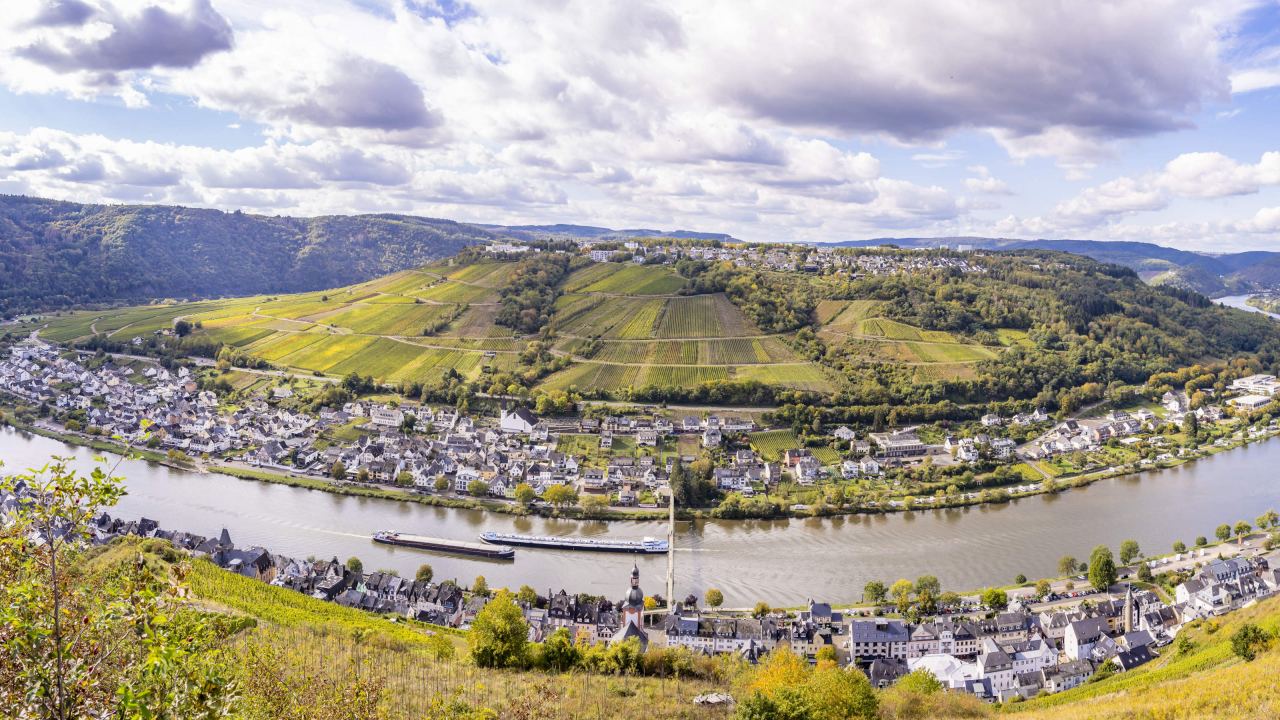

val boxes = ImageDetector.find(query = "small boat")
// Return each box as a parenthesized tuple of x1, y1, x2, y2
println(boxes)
(479, 532, 668, 554)
(372, 531, 514, 559)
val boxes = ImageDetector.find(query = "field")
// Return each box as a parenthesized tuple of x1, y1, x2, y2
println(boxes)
(274, 334, 378, 372)
(733, 364, 833, 392)
(436, 261, 513, 286)
(750, 429, 801, 460)
(413, 281, 497, 304)
(39, 313, 100, 342)
(713, 293, 762, 336)
(442, 304, 500, 337)
(614, 299, 665, 339)
(638, 365, 728, 387)
(204, 326, 278, 347)
(904, 341, 997, 363)
(560, 262, 623, 292)
(912, 363, 978, 381)
(555, 434, 600, 459)
(827, 300, 879, 329)
(813, 300, 849, 324)
(997, 328, 1034, 347)
(578, 264, 686, 295)
(539, 362, 643, 392)
(858, 317, 957, 343)
(325, 303, 454, 335)
(655, 295, 721, 338)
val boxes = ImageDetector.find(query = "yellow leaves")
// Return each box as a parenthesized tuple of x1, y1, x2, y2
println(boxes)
(748, 648, 809, 697)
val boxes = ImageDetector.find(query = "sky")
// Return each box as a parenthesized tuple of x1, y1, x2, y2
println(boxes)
(4, 1, 1280, 250)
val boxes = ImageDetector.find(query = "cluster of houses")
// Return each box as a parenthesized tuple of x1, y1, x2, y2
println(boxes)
(0, 336, 1047, 507)
(665, 551, 1277, 703)
(2, 340, 322, 456)
(568, 238, 986, 278)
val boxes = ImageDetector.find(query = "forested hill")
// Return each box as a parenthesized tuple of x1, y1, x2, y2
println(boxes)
(0, 196, 499, 315)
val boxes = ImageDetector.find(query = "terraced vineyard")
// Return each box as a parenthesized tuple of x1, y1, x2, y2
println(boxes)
(414, 281, 497, 304)
(38, 256, 1006, 400)
(435, 261, 513, 286)
(656, 295, 721, 338)
(734, 364, 833, 392)
(578, 265, 686, 295)
(640, 365, 728, 386)
(826, 300, 879, 330)
(859, 317, 957, 343)
(903, 342, 997, 363)
(749, 430, 801, 461)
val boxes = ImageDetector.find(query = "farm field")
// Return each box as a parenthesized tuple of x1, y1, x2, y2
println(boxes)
(712, 293, 762, 336)
(827, 300, 879, 329)
(326, 303, 454, 335)
(812, 447, 843, 464)
(203, 326, 277, 348)
(903, 342, 997, 363)
(579, 265, 686, 295)
(814, 300, 848, 324)
(253, 331, 327, 361)
(539, 362, 643, 392)
(555, 434, 601, 459)
(613, 299, 665, 339)
(858, 318, 957, 343)
(655, 295, 721, 338)
(560, 263, 623, 293)
(441, 304, 500, 337)
(733, 364, 833, 392)
(579, 337, 797, 365)
(435, 261, 512, 286)
(273, 334, 378, 372)
(997, 328, 1033, 347)
(912, 363, 978, 381)
(749, 429, 801, 461)
(39, 313, 99, 342)
(414, 281, 497, 304)
(360, 270, 434, 295)
(637, 365, 728, 387)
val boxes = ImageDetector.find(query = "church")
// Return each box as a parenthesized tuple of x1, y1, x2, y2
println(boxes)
(610, 562, 649, 650)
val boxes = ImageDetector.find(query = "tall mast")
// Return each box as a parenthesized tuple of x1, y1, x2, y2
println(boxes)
(666, 484, 675, 611)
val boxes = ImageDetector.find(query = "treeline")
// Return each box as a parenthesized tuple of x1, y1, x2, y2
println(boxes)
(0, 195, 498, 315)
(813, 251, 1280, 407)
(578, 378, 827, 406)
(74, 332, 226, 364)
(494, 252, 590, 334)
(675, 259, 817, 332)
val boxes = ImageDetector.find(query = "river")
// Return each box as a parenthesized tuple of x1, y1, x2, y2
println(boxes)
(1217, 294, 1280, 320)
(5, 428, 1280, 607)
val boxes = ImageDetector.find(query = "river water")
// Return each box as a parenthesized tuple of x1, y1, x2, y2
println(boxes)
(1217, 294, 1280, 320)
(5, 428, 1280, 606)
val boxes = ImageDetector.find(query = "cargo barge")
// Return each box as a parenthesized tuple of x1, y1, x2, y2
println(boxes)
(372, 531, 514, 560)
(479, 532, 668, 554)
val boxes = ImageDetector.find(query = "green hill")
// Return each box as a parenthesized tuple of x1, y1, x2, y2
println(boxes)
(0, 195, 498, 315)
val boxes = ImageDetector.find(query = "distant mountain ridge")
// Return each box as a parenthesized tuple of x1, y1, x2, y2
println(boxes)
(817, 236, 1280, 298)
(0, 195, 498, 315)
(478, 223, 735, 241)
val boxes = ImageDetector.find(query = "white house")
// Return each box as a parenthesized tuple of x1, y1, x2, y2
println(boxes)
(501, 407, 537, 434)
(370, 405, 405, 427)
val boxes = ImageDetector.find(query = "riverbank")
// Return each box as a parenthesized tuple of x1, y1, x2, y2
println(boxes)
(10, 415, 1276, 525)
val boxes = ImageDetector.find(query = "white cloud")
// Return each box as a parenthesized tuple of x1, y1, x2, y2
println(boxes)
(963, 166, 1012, 195)
(0, 0, 1271, 244)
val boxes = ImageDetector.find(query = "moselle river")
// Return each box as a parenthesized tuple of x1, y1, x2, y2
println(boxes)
(6, 428, 1280, 606)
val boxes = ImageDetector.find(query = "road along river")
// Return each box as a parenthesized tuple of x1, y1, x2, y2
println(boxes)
(6, 427, 1280, 606)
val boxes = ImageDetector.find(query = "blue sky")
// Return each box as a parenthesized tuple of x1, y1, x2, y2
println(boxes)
(3, 0, 1280, 250)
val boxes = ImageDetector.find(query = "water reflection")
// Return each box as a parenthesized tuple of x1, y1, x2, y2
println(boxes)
(6, 426, 1280, 606)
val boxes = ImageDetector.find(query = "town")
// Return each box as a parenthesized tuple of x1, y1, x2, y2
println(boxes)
(4, 331, 1279, 520)
(5, 475, 1276, 708)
